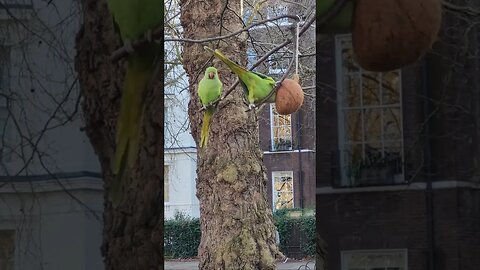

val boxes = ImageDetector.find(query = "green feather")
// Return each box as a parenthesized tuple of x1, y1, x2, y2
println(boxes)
(106, 0, 163, 207)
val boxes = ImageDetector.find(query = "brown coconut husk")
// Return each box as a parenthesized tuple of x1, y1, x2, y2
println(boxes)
(352, 0, 442, 71)
(275, 74, 304, 115)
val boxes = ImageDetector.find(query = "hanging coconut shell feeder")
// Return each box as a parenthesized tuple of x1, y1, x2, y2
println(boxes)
(275, 74, 304, 115)
(352, 0, 442, 71)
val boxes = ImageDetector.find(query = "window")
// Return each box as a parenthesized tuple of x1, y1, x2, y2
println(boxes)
(270, 104, 292, 151)
(164, 95, 174, 147)
(164, 165, 170, 202)
(0, 230, 15, 270)
(164, 95, 171, 127)
(341, 249, 407, 270)
(335, 35, 404, 186)
(272, 171, 294, 210)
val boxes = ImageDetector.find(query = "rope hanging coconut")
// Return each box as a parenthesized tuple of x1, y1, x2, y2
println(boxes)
(275, 20, 304, 115)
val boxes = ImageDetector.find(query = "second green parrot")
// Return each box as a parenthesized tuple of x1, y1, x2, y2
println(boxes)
(106, 0, 162, 206)
(198, 67, 223, 148)
(204, 46, 276, 110)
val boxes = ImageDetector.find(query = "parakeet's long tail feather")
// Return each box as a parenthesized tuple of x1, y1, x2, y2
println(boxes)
(204, 46, 248, 79)
(110, 141, 129, 207)
(113, 57, 151, 175)
(200, 108, 214, 148)
(111, 46, 159, 206)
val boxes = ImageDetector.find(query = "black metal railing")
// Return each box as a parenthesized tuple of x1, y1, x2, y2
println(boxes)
(271, 138, 293, 151)
(330, 150, 406, 188)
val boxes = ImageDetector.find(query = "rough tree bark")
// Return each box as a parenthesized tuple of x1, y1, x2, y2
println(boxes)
(179, 0, 284, 269)
(74, 1, 163, 269)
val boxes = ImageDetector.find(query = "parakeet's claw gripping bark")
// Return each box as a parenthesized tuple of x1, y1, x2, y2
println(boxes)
(246, 103, 257, 112)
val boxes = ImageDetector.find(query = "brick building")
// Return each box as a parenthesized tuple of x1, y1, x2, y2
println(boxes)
(316, 12, 480, 270)
(245, 0, 317, 211)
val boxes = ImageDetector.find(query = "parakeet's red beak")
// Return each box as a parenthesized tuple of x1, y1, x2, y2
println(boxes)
(208, 72, 215, 79)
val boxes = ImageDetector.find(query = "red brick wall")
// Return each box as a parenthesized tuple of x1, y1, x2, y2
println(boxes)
(263, 151, 316, 209)
(317, 188, 480, 270)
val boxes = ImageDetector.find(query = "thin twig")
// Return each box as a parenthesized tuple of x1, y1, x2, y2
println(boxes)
(110, 15, 300, 62)
(165, 15, 300, 43)
(198, 13, 316, 113)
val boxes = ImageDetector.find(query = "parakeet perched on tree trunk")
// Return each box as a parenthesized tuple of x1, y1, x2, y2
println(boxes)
(198, 67, 223, 148)
(106, 0, 162, 206)
(204, 46, 276, 110)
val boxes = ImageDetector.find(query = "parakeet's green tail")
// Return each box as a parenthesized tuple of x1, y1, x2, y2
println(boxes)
(113, 57, 151, 174)
(111, 46, 159, 205)
(204, 46, 248, 79)
(200, 107, 214, 148)
(110, 141, 129, 207)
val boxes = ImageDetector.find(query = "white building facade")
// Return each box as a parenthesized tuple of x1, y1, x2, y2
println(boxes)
(0, 1, 104, 270)
(164, 34, 200, 219)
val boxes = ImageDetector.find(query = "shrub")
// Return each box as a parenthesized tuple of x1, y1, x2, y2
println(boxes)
(164, 212, 201, 259)
(273, 208, 315, 257)
(164, 209, 315, 259)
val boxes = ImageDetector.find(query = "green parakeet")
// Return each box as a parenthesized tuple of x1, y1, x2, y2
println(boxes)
(197, 67, 223, 147)
(106, 0, 162, 206)
(204, 46, 276, 110)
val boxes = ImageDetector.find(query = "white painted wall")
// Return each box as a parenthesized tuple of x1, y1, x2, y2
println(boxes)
(0, 180, 104, 270)
(0, 1, 104, 270)
(164, 36, 199, 219)
(164, 148, 199, 219)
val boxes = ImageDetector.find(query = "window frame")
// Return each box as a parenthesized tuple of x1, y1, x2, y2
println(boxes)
(164, 164, 171, 203)
(335, 34, 405, 187)
(270, 104, 292, 151)
(164, 94, 174, 147)
(271, 170, 294, 211)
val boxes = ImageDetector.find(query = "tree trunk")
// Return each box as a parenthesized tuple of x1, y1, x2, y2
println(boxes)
(179, 0, 284, 269)
(74, 1, 164, 269)
(316, 232, 328, 270)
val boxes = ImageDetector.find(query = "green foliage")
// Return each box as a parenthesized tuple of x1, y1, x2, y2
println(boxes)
(273, 208, 315, 257)
(164, 212, 201, 259)
(164, 209, 315, 259)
